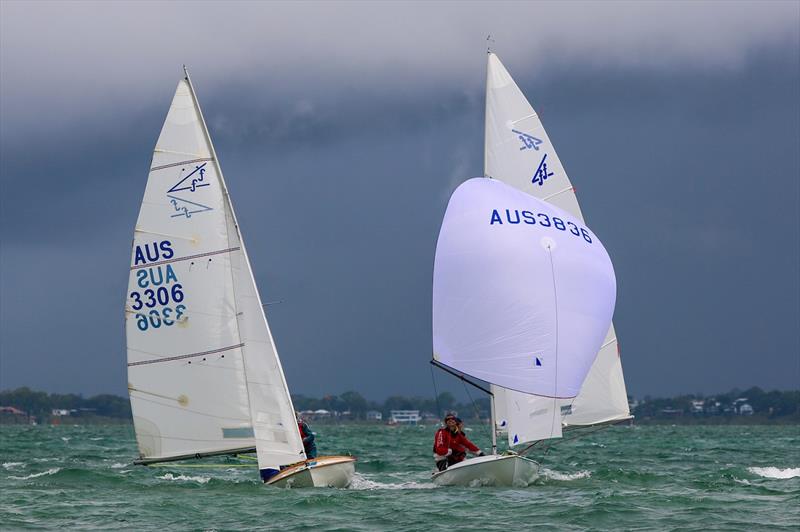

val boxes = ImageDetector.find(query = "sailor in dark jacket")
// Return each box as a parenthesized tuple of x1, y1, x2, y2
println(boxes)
(297, 413, 318, 459)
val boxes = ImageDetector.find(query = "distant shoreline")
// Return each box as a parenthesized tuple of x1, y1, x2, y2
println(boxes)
(2, 416, 797, 427)
(2, 386, 798, 426)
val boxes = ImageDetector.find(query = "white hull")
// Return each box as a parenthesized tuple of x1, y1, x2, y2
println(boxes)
(266, 456, 356, 488)
(431, 454, 539, 487)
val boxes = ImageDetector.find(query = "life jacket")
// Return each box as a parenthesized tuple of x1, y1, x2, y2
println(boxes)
(433, 427, 451, 455)
(298, 421, 308, 439)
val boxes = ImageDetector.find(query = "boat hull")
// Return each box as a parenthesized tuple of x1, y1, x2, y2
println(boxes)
(431, 454, 539, 487)
(266, 455, 356, 488)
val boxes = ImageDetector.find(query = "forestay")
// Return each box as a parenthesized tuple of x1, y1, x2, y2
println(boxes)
(432, 178, 616, 398)
(125, 78, 305, 470)
(485, 52, 630, 435)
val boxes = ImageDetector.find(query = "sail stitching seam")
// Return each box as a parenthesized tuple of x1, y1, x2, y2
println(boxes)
(128, 343, 245, 366)
(129, 247, 240, 270)
(150, 157, 214, 172)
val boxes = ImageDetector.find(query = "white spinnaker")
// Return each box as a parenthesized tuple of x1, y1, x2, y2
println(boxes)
(432, 178, 616, 398)
(485, 52, 630, 433)
(125, 78, 304, 469)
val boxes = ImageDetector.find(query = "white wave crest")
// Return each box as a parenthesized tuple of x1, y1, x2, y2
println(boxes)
(349, 473, 436, 490)
(157, 473, 210, 484)
(541, 468, 591, 481)
(748, 467, 800, 479)
(2, 462, 25, 470)
(9, 468, 60, 480)
(110, 462, 128, 469)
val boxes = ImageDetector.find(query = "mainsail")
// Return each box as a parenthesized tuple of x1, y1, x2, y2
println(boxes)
(485, 52, 630, 446)
(125, 74, 305, 471)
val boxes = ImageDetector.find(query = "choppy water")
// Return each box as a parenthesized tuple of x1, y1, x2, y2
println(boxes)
(1, 423, 798, 530)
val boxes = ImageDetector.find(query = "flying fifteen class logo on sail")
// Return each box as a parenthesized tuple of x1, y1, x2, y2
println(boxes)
(167, 163, 214, 219)
(512, 129, 543, 151)
(511, 128, 554, 187)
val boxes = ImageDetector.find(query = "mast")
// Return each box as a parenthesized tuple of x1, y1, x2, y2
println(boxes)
(483, 50, 497, 454)
(181, 65, 256, 434)
(489, 395, 497, 455)
(181, 67, 306, 469)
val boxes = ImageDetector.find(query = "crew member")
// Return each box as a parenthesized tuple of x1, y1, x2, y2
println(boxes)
(297, 412, 317, 459)
(432, 413, 483, 471)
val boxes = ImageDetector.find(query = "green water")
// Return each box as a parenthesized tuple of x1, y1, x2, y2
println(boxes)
(1, 424, 798, 530)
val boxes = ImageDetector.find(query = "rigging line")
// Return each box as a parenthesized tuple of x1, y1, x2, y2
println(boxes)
(147, 463, 253, 468)
(462, 379, 492, 443)
(546, 420, 620, 447)
(519, 419, 627, 457)
(430, 360, 493, 396)
(430, 363, 442, 417)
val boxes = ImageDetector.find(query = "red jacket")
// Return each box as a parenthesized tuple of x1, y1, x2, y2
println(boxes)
(433, 427, 479, 456)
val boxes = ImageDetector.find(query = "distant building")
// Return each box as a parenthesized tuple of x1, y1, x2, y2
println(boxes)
(705, 400, 721, 415)
(389, 410, 421, 425)
(51, 409, 71, 417)
(733, 397, 752, 415)
(299, 409, 329, 420)
(691, 400, 705, 414)
(420, 411, 439, 422)
(366, 410, 382, 421)
(0, 406, 30, 425)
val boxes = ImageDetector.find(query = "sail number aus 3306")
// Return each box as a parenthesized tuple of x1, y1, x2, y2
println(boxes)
(129, 260, 188, 332)
(135, 305, 186, 331)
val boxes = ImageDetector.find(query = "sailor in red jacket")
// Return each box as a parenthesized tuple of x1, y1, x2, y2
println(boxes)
(433, 413, 484, 471)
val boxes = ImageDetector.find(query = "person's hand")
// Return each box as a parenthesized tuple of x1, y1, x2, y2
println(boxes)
(446, 449, 453, 456)
(476, 450, 485, 457)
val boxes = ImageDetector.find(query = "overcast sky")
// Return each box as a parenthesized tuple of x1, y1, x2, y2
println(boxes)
(1, 1, 798, 400)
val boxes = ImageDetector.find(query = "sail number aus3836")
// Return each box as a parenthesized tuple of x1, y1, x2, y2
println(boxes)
(490, 209, 593, 243)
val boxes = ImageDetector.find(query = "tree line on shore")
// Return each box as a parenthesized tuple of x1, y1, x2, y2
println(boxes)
(1, 386, 797, 423)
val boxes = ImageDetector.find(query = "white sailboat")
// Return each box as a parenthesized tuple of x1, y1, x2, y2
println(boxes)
(431, 52, 628, 487)
(124, 69, 355, 488)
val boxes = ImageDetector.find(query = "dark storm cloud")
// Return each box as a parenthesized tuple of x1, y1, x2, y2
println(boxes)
(1, 1, 798, 398)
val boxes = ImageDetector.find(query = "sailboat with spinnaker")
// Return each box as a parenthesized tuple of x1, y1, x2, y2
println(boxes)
(124, 68, 355, 488)
(430, 52, 630, 487)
